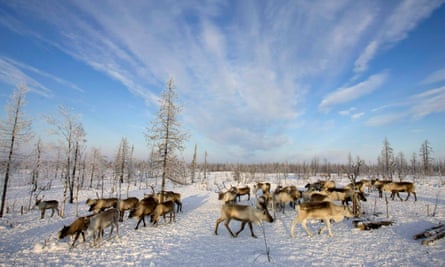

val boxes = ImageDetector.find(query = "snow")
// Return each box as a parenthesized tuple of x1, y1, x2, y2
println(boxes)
(1, 173, 444, 267)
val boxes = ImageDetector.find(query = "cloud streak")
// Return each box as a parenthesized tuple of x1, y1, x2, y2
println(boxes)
(354, 0, 444, 74)
(319, 72, 387, 112)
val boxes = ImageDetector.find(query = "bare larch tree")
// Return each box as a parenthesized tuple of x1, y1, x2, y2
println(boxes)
(420, 140, 433, 176)
(380, 137, 394, 179)
(146, 78, 188, 202)
(0, 84, 33, 217)
(46, 105, 85, 217)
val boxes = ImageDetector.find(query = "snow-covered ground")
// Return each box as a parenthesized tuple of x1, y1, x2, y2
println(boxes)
(0, 173, 444, 267)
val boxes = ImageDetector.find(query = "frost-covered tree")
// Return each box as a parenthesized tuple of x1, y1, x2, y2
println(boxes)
(420, 140, 433, 176)
(380, 137, 394, 179)
(395, 151, 407, 180)
(46, 105, 86, 216)
(0, 84, 33, 217)
(146, 78, 188, 201)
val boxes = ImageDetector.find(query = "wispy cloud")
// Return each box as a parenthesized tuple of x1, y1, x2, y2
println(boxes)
(420, 68, 445, 85)
(365, 112, 407, 127)
(366, 86, 445, 126)
(0, 56, 53, 97)
(339, 107, 364, 120)
(319, 72, 387, 112)
(410, 86, 445, 119)
(354, 0, 444, 74)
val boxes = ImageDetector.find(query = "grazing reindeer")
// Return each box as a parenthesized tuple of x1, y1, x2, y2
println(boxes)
(58, 215, 92, 247)
(87, 198, 118, 213)
(88, 208, 119, 246)
(118, 197, 139, 222)
(151, 200, 176, 225)
(35, 194, 59, 219)
(214, 203, 274, 238)
(129, 196, 158, 230)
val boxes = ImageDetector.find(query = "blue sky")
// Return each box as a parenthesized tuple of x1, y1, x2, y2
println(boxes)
(1, 0, 444, 163)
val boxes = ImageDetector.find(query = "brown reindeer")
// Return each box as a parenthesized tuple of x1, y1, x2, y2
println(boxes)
(234, 185, 250, 201)
(382, 182, 417, 201)
(129, 196, 158, 230)
(151, 200, 176, 225)
(214, 203, 274, 238)
(35, 197, 59, 219)
(118, 197, 139, 222)
(155, 191, 182, 212)
(58, 215, 92, 247)
(324, 187, 367, 206)
(87, 198, 118, 213)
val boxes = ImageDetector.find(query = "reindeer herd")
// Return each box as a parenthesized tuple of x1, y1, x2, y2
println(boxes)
(33, 187, 182, 248)
(32, 177, 417, 248)
(214, 179, 417, 239)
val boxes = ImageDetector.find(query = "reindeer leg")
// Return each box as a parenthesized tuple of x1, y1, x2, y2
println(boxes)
(325, 219, 334, 237)
(247, 222, 257, 238)
(40, 209, 45, 219)
(214, 217, 224, 235)
(224, 219, 236, 237)
(135, 217, 143, 230)
(235, 222, 247, 237)
(319, 219, 328, 235)
(72, 232, 81, 247)
(405, 192, 410, 201)
(115, 221, 119, 239)
(81, 232, 86, 243)
(50, 208, 55, 217)
(301, 219, 314, 237)
(290, 217, 301, 238)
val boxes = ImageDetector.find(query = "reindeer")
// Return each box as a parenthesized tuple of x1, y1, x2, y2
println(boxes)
(324, 187, 367, 206)
(290, 201, 354, 237)
(58, 215, 92, 247)
(87, 198, 118, 213)
(118, 197, 139, 222)
(234, 185, 250, 201)
(382, 182, 417, 201)
(155, 191, 182, 212)
(151, 200, 176, 225)
(129, 196, 158, 230)
(346, 179, 371, 193)
(273, 187, 302, 215)
(253, 182, 271, 194)
(217, 186, 237, 204)
(214, 203, 274, 238)
(88, 208, 119, 246)
(35, 192, 59, 219)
